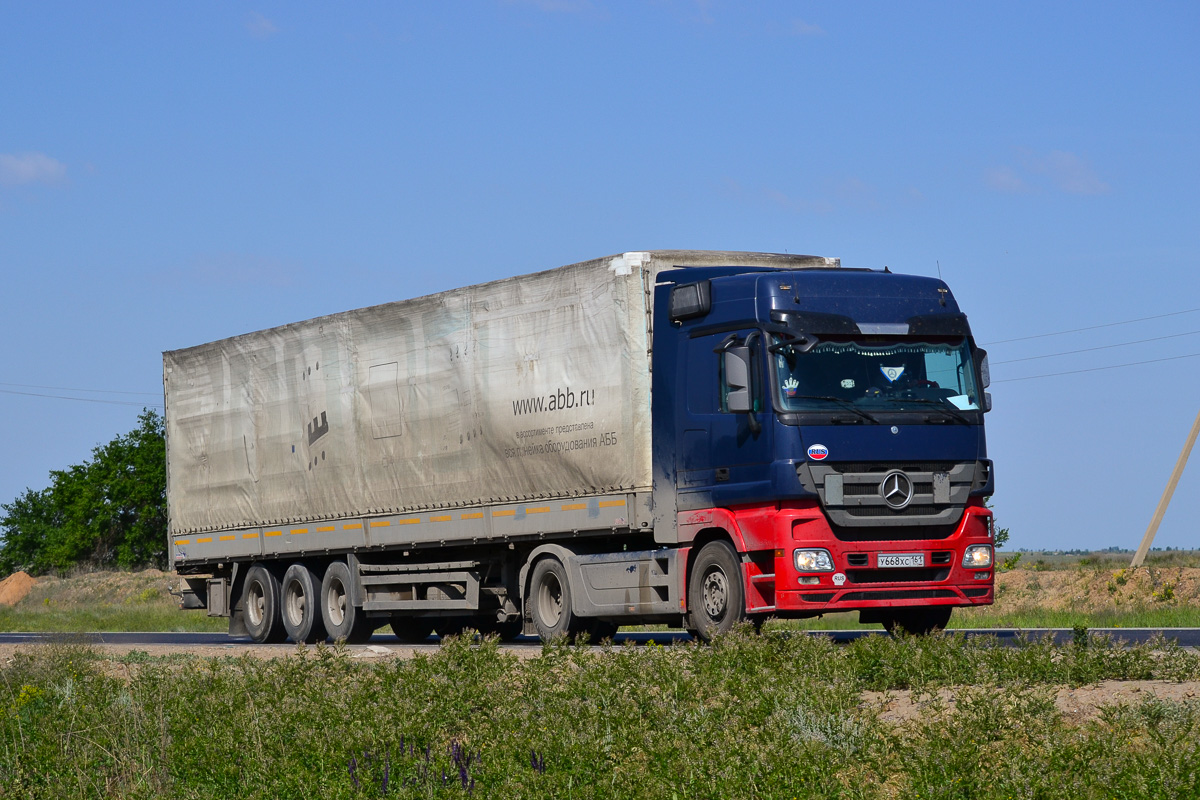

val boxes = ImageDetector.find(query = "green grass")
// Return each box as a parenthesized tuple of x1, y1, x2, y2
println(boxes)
(763, 605, 1200, 633)
(3, 630, 1200, 799)
(0, 602, 228, 633)
(951, 605, 1200, 629)
(999, 550, 1200, 570)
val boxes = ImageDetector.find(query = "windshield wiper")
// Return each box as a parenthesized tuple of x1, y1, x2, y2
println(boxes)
(789, 395, 880, 424)
(885, 396, 973, 424)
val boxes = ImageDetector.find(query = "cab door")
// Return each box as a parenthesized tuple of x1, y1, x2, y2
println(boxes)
(676, 329, 773, 510)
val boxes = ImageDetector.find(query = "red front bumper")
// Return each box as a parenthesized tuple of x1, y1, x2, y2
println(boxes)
(777, 501, 993, 613)
(681, 500, 995, 615)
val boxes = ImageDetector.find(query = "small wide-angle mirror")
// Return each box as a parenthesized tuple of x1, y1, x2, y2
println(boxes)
(669, 281, 711, 322)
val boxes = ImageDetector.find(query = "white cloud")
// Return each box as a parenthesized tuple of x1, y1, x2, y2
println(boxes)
(830, 176, 880, 211)
(985, 149, 1110, 196)
(246, 11, 279, 39)
(0, 152, 67, 186)
(790, 19, 826, 36)
(984, 166, 1030, 194)
(1029, 150, 1110, 195)
(724, 178, 832, 215)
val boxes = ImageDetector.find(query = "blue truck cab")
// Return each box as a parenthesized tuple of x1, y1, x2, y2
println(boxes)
(652, 264, 994, 635)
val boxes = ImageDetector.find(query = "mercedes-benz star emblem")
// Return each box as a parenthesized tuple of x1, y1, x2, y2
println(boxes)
(880, 470, 914, 510)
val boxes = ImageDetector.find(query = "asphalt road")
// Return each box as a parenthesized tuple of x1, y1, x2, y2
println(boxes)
(3, 628, 1199, 649)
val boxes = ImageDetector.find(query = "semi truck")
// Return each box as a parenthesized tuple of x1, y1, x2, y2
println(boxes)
(166, 250, 995, 643)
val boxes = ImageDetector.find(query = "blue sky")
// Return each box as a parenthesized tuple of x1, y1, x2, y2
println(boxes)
(2, 2, 1197, 551)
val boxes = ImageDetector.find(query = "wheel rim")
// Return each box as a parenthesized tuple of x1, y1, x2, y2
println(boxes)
(701, 567, 728, 621)
(325, 578, 347, 627)
(536, 572, 563, 628)
(284, 580, 306, 628)
(247, 579, 266, 627)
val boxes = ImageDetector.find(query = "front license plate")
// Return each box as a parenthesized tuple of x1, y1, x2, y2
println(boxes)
(877, 553, 925, 568)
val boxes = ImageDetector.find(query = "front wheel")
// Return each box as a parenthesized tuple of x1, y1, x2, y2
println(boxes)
(529, 558, 575, 641)
(687, 541, 746, 643)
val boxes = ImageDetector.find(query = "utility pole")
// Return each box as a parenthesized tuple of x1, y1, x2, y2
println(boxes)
(1131, 407, 1200, 568)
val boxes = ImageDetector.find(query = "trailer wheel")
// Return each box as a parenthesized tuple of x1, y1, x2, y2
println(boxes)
(280, 563, 327, 644)
(433, 617, 472, 639)
(320, 561, 374, 643)
(243, 565, 286, 644)
(585, 620, 620, 642)
(883, 607, 952, 636)
(529, 558, 575, 641)
(390, 615, 433, 644)
(687, 540, 746, 643)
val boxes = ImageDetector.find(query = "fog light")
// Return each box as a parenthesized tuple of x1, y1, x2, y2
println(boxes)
(798, 575, 821, 585)
(794, 548, 834, 572)
(963, 545, 993, 569)
(974, 571, 991, 580)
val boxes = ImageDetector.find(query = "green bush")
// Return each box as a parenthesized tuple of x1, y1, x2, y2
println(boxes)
(0, 410, 166, 574)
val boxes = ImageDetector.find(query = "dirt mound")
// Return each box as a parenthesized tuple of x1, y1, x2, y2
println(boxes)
(992, 566, 1200, 613)
(0, 571, 36, 606)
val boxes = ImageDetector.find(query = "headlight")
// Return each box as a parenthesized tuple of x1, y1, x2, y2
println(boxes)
(794, 548, 834, 572)
(963, 545, 993, 569)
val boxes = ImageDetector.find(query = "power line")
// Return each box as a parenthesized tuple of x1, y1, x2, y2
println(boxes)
(0, 381, 160, 397)
(0, 388, 163, 408)
(983, 307, 1200, 345)
(5, 306, 1200, 403)
(993, 351, 1200, 383)
(991, 329, 1200, 365)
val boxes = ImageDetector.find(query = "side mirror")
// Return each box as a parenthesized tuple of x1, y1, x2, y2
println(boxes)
(984, 392, 993, 413)
(975, 349, 990, 389)
(723, 347, 752, 413)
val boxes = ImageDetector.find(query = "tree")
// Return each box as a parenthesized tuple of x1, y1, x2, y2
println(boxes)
(0, 410, 167, 575)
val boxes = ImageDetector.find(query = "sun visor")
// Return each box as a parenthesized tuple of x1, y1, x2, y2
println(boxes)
(769, 309, 860, 335)
(906, 312, 971, 337)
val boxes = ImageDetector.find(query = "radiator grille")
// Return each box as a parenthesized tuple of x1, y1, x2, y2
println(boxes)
(830, 523, 959, 543)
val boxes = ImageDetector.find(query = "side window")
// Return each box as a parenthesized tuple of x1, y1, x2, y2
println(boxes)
(924, 349, 963, 393)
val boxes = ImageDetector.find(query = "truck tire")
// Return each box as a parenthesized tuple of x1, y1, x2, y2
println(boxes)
(320, 561, 374, 643)
(280, 563, 327, 644)
(243, 565, 286, 644)
(478, 618, 524, 642)
(884, 607, 952, 636)
(433, 617, 473, 639)
(584, 620, 620, 642)
(390, 615, 433, 644)
(687, 540, 746, 643)
(529, 557, 575, 641)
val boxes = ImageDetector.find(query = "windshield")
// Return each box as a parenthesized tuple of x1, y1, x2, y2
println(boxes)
(773, 337, 982, 413)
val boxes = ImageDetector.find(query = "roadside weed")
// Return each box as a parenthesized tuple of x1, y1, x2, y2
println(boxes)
(2, 632, 1199, 798)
